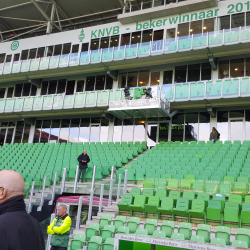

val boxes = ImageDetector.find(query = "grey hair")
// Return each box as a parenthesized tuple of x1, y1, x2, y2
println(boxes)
(58, 204, 67, 210)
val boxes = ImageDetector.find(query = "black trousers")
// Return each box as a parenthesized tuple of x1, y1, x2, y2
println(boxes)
(78, 168, 86, 182)
(51, 246, 67, 250)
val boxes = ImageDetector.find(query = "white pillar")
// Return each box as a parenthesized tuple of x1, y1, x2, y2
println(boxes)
(108, 120, 114, 142)
(36, 87, 41, 96)
(210, 114, 217, 131)
(28, 125, 35, 143)
(113, 80, 118, 90)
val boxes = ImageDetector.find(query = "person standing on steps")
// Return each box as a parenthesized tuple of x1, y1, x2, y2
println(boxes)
(77, 150, 90, 183)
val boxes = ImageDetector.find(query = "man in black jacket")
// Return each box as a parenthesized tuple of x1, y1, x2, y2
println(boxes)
(0, 170, 45, 250)
(77, 150, 90, 183)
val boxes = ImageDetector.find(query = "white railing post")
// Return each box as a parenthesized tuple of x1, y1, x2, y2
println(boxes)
(49, 172, 57, 205)
(123, 170, 128, 194)
(98, 184, 104, 213)
(87, 165, 96, 221)
(117, 174, 122, 199)
(60, 168, 67, 194)
(108, 166, 114, 206)
(46, 213, 56, 250)
(27, 181, 35, 213)
(76, 196, 83, 230)
(37, 176, 47, 211)
(73, 165, 79, 193)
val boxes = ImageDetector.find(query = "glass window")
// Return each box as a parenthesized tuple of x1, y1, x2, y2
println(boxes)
(48, 80, 57, 95)
(163, 71, 173, 84)
(120, 73, 127, 88)
(203, 18, 215, 33)
(190, 20, 202, 35)
(22, 83, 31, 97)
(247, 12, 250, 26)
(217, 111, 228, 142)
(218, 60, 229, 79)
(76, 80, 84, 92)
(21, 50, 29, 60)
(175, 66, 187, 83)
(7, 87, 14, 98)
(66, 80, 75, 95)
(166, 28, 175, 39)
(100, 119, 109, 143)
(0, 88, 5, 98)
(33, 120, 42, 143)
(86, 76, 95, 91)
(138, 71, 149, 86)
(41, 81, 48, 95)
(57, 79, 66, 94)
(91, 117, 101, 123)
(151, 72, 160, 85)
(95, 75, 105, 90)
(59, 119, 70, 142)
(153, 30, 163, 41)
(0, 128, 6, 146)
(201, 63, 211, 80)
(188, 64, 200, 82)
(5, 128, 14, 144)
(0, 54, 5, 63)
(131, 31, 141, 44)
(41, 120, 51, 143)
(122, 119, 134, 142)
(81, 43, 89, 52)
(37, 47, 45, 58)
(100, 37, 109, 49)
(62, 43, 71, 55)
(29, 49, 37, 59)
(231, 13, 245, 28)
(54, 45, 62, 56)
(134, 119, 145, 142)
(46, 46, 53, 57)
(13, 54, 20, 61)
(172, 113, 185, 142)
(22, 124, 30, 143)
(50, 119, 60, 142)
(69, 119, 80, 142)
(185, 113, 198, 141)
(220, 16, 230, 30)
(72, 44, 79, 53)
(5, 55, 12, 63)
(30, 85, 37, 96)
(113, 118, 122, 142)
(110, 36, 119, 47)
(91, 39, 99, 50)
(148, 123, 157, 147)
(229, 110, 244, 118)
(106, 75, 113, 90)
(127, 72, 138, 87)
(14, 84, 23, 97)
(178, 23, 189, 37)
(199, 112, 210, 142)
(230, 58, 244, 78)
(142, 30, 153, 43)
(79, 118, 90, 143)
(121, 33, 130, 46)
(90, 125, 99, 142)
(14, 121, 24, 143)
(166, 0, 176, 3)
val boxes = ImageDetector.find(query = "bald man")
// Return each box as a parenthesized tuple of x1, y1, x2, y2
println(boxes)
(0, 170, 45, 250)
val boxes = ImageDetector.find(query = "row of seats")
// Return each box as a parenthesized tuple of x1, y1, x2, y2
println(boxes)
(71, 214, 250, 249)
(118, 190, 250, 227)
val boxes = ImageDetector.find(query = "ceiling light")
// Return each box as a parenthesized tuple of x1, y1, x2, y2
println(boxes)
(94, 43, 96, 45)
(139, 81, 143, 84)
(104, 41, 107, 43)
(157, 80, 160, 82)
(190, 29, 193, 32)
(115, 39, 117, 41)
(150, 34, 152, 36)
(177, 31, 180, 34)
(132, 36, 134, 38)
(235, 68, 238, 71)
(138, 35, 140, 38)
(139, 121, 145, 124)
(203, 27, 207, 30)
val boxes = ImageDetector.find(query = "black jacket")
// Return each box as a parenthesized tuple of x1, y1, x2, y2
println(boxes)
(78, 153, 90, 169)
(0, 195, 45, 250)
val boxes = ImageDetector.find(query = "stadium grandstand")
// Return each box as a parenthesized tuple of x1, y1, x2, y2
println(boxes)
(1, 0, 250, 249)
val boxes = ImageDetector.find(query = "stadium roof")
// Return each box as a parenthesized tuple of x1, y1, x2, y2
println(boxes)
(0, 0, 124, 41)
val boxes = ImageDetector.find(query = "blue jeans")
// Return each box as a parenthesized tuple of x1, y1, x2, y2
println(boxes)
(51, 247, 67, 250)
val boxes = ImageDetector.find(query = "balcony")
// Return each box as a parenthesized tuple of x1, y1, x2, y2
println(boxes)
(1, 26, 250, 83)
(118, 0, 217, 24)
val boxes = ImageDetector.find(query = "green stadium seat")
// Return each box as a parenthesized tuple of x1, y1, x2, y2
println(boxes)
(113, 216, 126, 232)
(178, 222, 192, 240)
(241, 203, 250, 225)
(232, 240, 248, 248)
(223, 202, 240, 226)
(116, 226, 129, 234)
(144, 196, 160, 217)
(87, 236, 102, 250)
(101, 225, 115, 243)
(130, 188, 141, 197)
(171, 233, 185, 240)
(169, 190, 181, 206)
(117, 194, 133, 215)
(144, 219, 158, 235)
(129, 195, 146, 217)
(99, 214, 112, 231)
(161, 220, 175, 238)
(206, 200, 222, 225)
(102, 238, 115, 250)
(196, 224, 211, 243)
(215, 226, 230, 245)
(211, 237, 226, 246)
(155, 189, 167, 200)
(136, 228, 148, 236)
(183, 191, 195, 208)
(70, 234, 86, 250)
(213, 193, 225, 210)
(153, 230, 167, 238)
(158, 197, 174, 220)
(189, 199, 205, 224)
(190, 235, 205, 243)
(86, 223, 99, 241)
(127, 217, 140, 234)
(236, 228, 250, 247)
(173, 198, 189, 221)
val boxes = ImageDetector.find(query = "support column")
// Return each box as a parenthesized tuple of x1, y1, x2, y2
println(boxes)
(210, 114, 217, 131)
(47, 3, 56, 34)
(28, 125, 35, 143)
(113, 80, 118, 90)
(108, 120, 114, 142)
